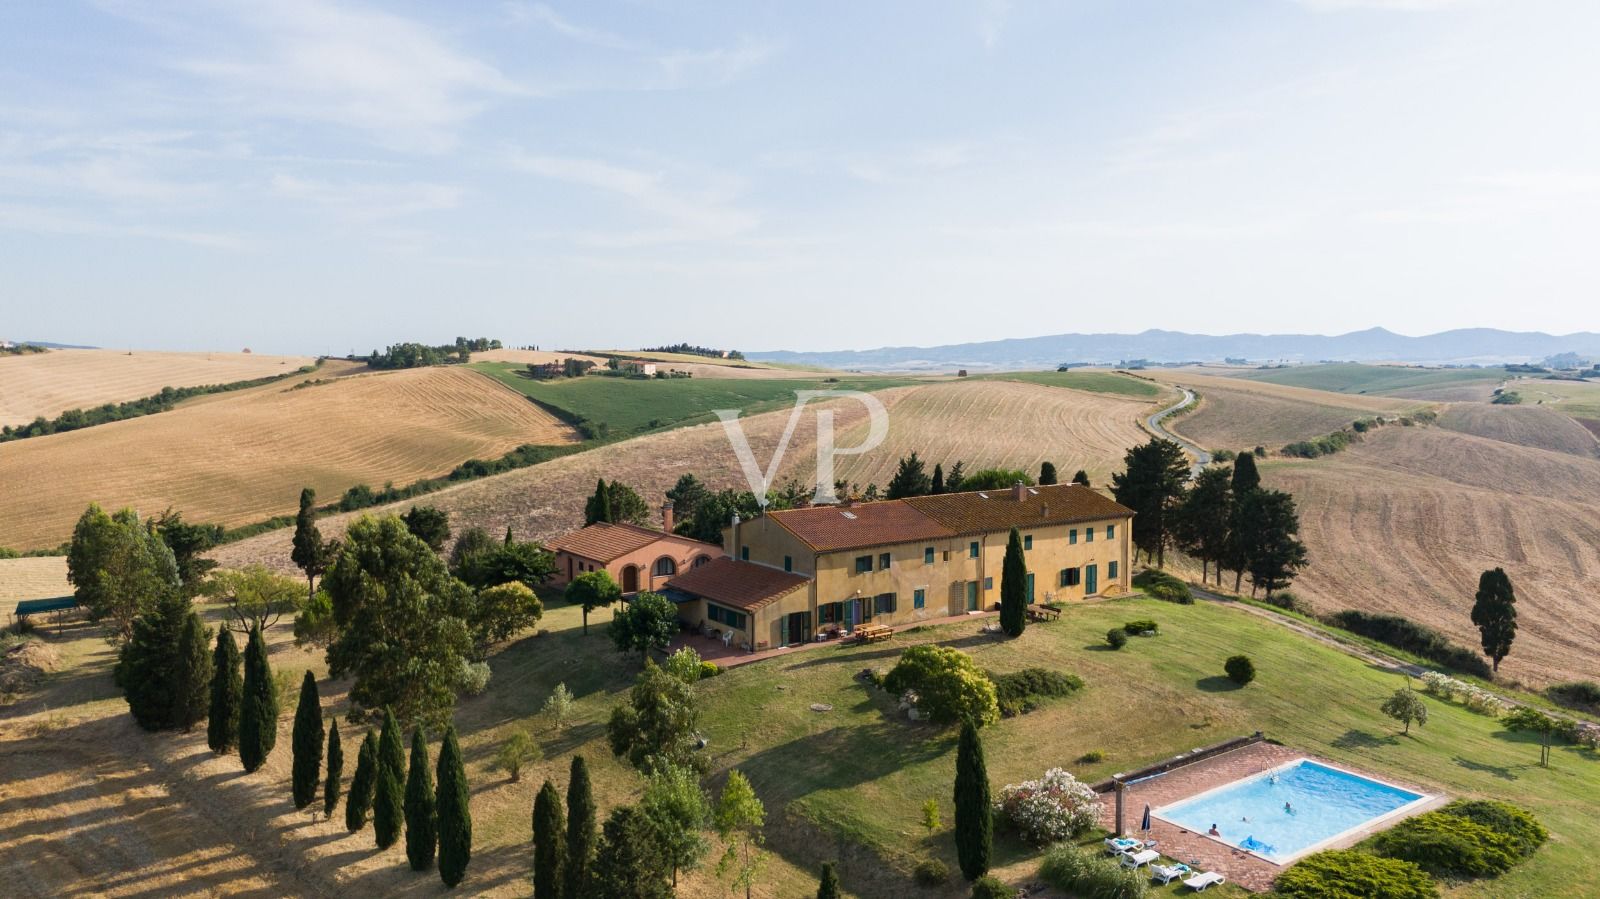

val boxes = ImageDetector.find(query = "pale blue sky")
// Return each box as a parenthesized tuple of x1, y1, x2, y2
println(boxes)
(2, 1, 1597, 354)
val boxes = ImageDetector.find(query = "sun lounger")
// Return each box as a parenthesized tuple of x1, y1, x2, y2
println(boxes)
(1183, 871, 1226, 891)
(1103, 836, 1142, 855)
(1151, 863, 1191, 885)
(1120, 849, 1160, 869)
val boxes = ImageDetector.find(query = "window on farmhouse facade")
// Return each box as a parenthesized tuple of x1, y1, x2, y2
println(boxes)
(879, 552, 891, 570)
(969, 541, 979, 558)
(1086, 527, 1095, 542)
(1109, 561, 1119, 580)
(914, 588, 925, 609)
(653, 557, 676, 577)
(855, 555, 872, 574)
(1069, 529, 1078, 545)
(874, 593, 897, 614)
(1107, 524, 1115, 539)
(924, 547, 935, 564)
(784, 555, 792, 572)
(1023, 534, 1033, 550)
(1060, 567, 1080, 587)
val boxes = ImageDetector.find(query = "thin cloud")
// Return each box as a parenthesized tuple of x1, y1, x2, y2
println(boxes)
(505, 2, 639, 50)
(269, 174, 463, 222)
(658, 37, 778, 85)
(0, 201, 247, 249)
(509, 151, 758, 244)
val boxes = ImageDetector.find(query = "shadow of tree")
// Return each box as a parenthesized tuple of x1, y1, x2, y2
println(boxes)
(1331, 728, 1400, 750)
(1195, 676, 1243, 693)
(1452, 755, 1521, 781)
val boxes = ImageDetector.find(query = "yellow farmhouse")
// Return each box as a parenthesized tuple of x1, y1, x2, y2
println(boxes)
(662, 482, 1133, 652)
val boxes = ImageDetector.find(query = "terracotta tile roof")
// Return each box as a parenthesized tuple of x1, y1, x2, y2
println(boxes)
(544, 522, 678, 563)
(764, 501, 953, 552)
(664, 557, 812, 611)
(903, 484, 1133, 535)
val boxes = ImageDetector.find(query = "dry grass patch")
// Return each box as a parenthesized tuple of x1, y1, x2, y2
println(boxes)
(0, 557, 70, 615)
(0, 349, 315, 426)
(0, 368, 578, 550)
(1438, 404, 1600, 458)
(1153, 373, 1424, 451)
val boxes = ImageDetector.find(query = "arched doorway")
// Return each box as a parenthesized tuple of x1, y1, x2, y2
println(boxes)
(621, 565, 639, 593)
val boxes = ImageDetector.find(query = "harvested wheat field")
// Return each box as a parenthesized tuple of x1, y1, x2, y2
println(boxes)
(796, 379, 1154, 490)
(0, 367, 578, 550)
(1156, 372, 1424, 451)
(0, 348, 315, 426)
(212, 390, 904, 574)
(0, 557, 70, 616)
(476, 347, 815, 380)
(1439, 403, 1600, 458)
(1265, 426, 1600, 686)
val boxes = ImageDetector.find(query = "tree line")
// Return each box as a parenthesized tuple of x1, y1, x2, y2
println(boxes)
(640, 343, 745, 360)
(360, 337, 501, 370)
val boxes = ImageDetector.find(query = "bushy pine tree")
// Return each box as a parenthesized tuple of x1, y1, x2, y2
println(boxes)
(238, 625, 278, 772)
(1231, 450, 1261, 493)
(931, 463, 945, 495)
(564, 755, 597, 899)
(436, 725, 472, 887)
(533, 779, 566, 899)
(291, 671, 324, 810)
(584, 479, 612, 525)
(1038, 461, 1058, 486)
(374, 708, 406, 849)
(346, 730, 378, 832)
(886, 452, 932, 499)
(116, 593, 189, 731)
(998, 529, 1028, 638)
(208, 627, 242, 753)
(1072, 469, 1090, 486)
(173, 611, 212, 731)
(1472, 567, 1518, 673)
(324, 720, 344, 817)
(953, 721, 991, 881)
(406, 728, 438, 871)
(590, 805, 671, 898)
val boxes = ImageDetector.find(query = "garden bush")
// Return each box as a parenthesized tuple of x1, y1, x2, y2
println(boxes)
(1325, 611, 1493, 679)
(883, 645, 999, 726)
(1105, 628, 1128, 650)
(1122, 619, 1159, 635)
(1077, 750, 1105, 764)
(1039, 843, 1148, 899)
(1436, 800, 1546, 858)
(970, 876, 1011, 899)
(698, 660, 721, 679)
(989, 668, 1083, 717)
(1546, 680, 1600, 715)
(1419, 672, 1508, 716)
(1132, 569, 1193, 604)
(993, 768, 1101, 845)
(1275, 850, 1438, 899)
(913, 858, 950, 887)
(1368, 812, 1519, 877)
(1225, 655, 1255, 685)
(1261, 590, 1308, 614)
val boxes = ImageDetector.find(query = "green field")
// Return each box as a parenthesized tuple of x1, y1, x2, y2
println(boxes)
(975, 369, 1163, 399)
(462, 590, 1599, 898)
(1512, 377, 1600, 423)
(1232, 364, 1505, 396)
(470, 363, 918, 437)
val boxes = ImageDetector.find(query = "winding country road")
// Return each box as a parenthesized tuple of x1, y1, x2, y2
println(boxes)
(1146, 386, 1211, 477)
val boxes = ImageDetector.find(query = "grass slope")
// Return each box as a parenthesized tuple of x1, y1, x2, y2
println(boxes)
(1234, 364, 1505, 397)
(974, 370, 1164, 399)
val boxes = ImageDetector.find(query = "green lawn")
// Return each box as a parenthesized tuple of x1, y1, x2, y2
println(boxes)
(1233, 364, 1505, 396)
(470, 363, 918, 437)
(465, 593, 1599, 898)
(975, 369, 1164, 399)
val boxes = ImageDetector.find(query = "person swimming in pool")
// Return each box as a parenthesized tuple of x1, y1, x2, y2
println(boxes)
(1208, 824, 1221, 837)
(1284, 802, 1294, 814)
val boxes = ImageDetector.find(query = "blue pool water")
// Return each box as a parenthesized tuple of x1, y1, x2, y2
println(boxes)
(1155, 760, 1424, 863)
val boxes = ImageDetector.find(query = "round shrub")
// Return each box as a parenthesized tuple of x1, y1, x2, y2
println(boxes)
(1148, 582, 1194, 605)
(1224, 655, 1255, 685)
(1275, 850, 1437, 899)
(884, 644, 999, 726)
(993, 768, 1102, 845)
(970, 875, 1011, 899)
(1122, 619, 1159, 636)
(1437, 800, 1546, 858)
(913, 858, 949, 887)
(1106, 628, 1129, 650)
(990, 667, 1083, 717)
(1369, 812, 1518, 877)
(1039, 844, 1147, 899)
(698, 660, 721, 679)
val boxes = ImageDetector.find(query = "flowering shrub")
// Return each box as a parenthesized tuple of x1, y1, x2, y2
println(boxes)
(1419, 672, 1508, 716)
(1577, 723, 1600, 750)
(994, 768, 1102, 845)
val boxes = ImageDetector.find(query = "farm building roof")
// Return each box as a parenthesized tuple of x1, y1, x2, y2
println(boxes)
(14, 596, 78, 616)
(543, 521, 694, 563)
(664, 557, 811, 611)
(904, 483, 1133, 536)
(764, 501, 952, 552)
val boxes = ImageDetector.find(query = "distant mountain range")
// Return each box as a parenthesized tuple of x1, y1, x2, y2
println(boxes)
(749, 327, 1600, 371)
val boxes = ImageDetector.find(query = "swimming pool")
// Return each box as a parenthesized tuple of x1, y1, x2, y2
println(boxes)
(1153, 759, 1430, 864)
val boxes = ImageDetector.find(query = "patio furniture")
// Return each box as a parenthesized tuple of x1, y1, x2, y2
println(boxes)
(1025, 605, 1061, 622)
(1182, 871, 1225, 892)
(854, 624, 893, 644)
(1151, 863, 1191, 885)
(720, 630, 733, 648)
(1121, 849, 1160, 869)
(1103, 836, 1142, 855)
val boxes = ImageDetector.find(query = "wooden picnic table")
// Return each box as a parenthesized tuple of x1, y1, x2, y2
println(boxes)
(1026, 605, 1062, 622)
(853, 624, 894, 644)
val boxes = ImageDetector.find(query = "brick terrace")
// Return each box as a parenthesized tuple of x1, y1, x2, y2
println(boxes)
(1097, 742, 1439, 892)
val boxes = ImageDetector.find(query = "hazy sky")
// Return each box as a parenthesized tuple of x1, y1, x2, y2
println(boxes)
(2, 1, 1597, 355)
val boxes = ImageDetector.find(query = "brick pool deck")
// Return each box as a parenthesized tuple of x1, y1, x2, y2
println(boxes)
(1097, 742, 1442, 892)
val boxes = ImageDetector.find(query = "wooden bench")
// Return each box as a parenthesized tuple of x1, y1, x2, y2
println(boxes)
(1026, 605, 1062, 623)
(853, 624, 894, 644)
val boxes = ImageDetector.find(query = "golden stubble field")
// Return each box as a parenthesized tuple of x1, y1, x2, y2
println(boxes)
(1266, 425, 1600, 687)
(1153, 372, 1425, 451)
(0, 349, 315, 426)
(474, 348, 817, 381)
(0, 367, 578, 550)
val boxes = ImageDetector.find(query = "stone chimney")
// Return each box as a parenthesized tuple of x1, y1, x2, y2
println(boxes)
(730, 513, 742, 559)
(660, 502, 674, 534)
(1013, 481, 1027, 502)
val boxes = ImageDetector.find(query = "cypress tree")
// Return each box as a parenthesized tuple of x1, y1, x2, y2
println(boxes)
(504, 525, 514, 545)
(116, 592, 189, 731)
(1472, 567, 1518, 673)
(1072, 469, 1090, 486)
(291, 486, 326, 603)
(998, 528, 1027, 638)
(589, 805, 671, 898)
(291, 671, 324, 810)
(346, 730, 378, 832)
(172, 611, 212, 731)
(564, 755, 597, 899)
(238, 625, 278, 773)
(585, 479, 612, 525)
(374, 708, 406, 849)
(436, 724, 472, 888)
(533, 779, 566, 899)
(817, 861, 841, 899)
(1231, 450, 1261, 493)
(324, 720, 344, 817)
(1039, 461, 1058, 486)
(208, 627, 242, 753)
(931, 463, 945, 495)
(406, 727, 438, 871)
(953, 721, 991, 881)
